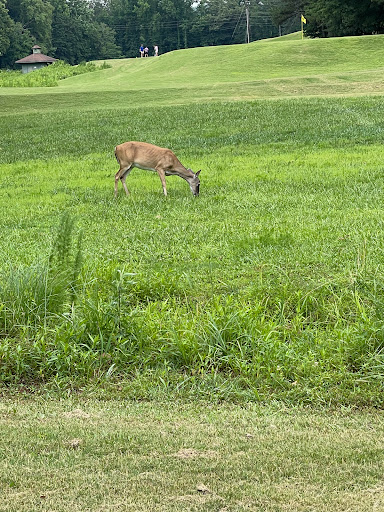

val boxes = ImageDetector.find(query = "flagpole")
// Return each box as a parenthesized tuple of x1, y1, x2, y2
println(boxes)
(301, 14, 306, 39)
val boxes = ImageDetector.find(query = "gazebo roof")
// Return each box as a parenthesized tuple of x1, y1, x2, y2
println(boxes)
(15, 53, 57, 64)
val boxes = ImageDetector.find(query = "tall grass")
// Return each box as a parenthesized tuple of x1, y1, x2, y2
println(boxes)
(0, 61, 109, 87)
(1, 36, 384, 403)
(0, 213, 83, 337)
(1, 220, 383, 405)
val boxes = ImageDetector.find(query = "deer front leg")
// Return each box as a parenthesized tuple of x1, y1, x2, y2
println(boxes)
(156, 168, 167, 196)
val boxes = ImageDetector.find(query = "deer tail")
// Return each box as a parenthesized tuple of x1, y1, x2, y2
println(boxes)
(114, 146, 120, 164)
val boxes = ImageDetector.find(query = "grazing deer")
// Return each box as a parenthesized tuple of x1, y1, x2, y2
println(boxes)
(114, 141, 201, 197)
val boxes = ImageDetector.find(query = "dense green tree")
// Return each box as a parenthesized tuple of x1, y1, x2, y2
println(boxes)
(191, 0, 244, 46)
(2, 21, 35, 67)
(1, 0, 281, 65)
(304, 0, 384, 37)
(157, 0, 185, 51)
(272, 0, 384, 37)
(50, 0, 121, 63)
(190, 0, 278, 47)
(51, 0, 86, 63)
(0, 0, 34, 68)
(87, 22, 122, 60)
(6, 0, 384, 68)
(99, 0, 191, 57)
(0, 0, 13, 57)
(134, 0, 152, 44)
(270, 0, 303, 26)
(6, 0, 53, 51)
(103, 0, 141, 57)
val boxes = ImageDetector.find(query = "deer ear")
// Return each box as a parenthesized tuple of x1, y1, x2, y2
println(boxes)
(195, 170, 201, 177)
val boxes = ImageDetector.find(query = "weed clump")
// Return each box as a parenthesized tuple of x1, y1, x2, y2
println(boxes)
(0, 212, 83, 339)
(0, 61, 109, 87)
(0, 235, 384, 405)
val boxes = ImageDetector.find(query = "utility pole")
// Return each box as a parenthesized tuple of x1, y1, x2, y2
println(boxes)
(245, 0, 250, 43)
(241, 0, 264, 44)
(240, 0, 251, 43)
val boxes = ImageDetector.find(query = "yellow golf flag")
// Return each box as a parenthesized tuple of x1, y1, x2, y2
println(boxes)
(301, 14, 307, 23)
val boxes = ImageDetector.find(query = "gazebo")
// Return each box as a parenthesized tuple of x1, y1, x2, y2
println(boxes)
(15, 45, 57, 74)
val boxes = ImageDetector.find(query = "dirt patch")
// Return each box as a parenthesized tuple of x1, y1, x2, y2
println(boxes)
(64, 438, 83, 449)
(174, 448, 216, 459)
(63, 409, 90, 419)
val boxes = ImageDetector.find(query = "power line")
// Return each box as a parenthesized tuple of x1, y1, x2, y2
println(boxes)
(109, 15, 275, 31)
(231, 7, 245, 41)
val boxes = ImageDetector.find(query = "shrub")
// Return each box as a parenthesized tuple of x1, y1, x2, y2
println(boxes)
(0, 61, 110, 87)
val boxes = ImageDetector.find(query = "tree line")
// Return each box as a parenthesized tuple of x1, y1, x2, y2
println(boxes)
(1, 0, 384, 69)
(0, 0, 281, 68)
(273, 0, 384, 38)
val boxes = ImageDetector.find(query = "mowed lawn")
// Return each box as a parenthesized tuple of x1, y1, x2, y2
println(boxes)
(1, 33, 384, 510)
(1, 399, 384, 512)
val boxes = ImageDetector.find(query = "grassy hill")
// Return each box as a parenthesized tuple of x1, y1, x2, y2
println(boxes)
(2, 33, 384, 111)
(89, 34, 384, 87)
(53, 33, 384, 89)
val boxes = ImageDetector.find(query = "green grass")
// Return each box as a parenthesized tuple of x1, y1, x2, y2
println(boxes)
(2, 33, 384, 106)
(2, 32, 384, 511)
(1, 35, 384, 404)
(1, 97, 384, 404)
(1, 399, 384, 512)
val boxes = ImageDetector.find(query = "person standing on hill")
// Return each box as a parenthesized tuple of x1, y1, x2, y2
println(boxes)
(139, 45, 144, 57)
(144, 46, 149, 57)
(154, 45, 159, 57)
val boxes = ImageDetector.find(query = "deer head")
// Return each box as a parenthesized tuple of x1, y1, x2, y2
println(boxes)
(188, 169, 201, 196)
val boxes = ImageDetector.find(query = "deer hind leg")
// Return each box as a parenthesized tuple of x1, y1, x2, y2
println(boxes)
(120, 166, 134, 196)
(156, 168, 167, 196)
(115, 164, 132, 197)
